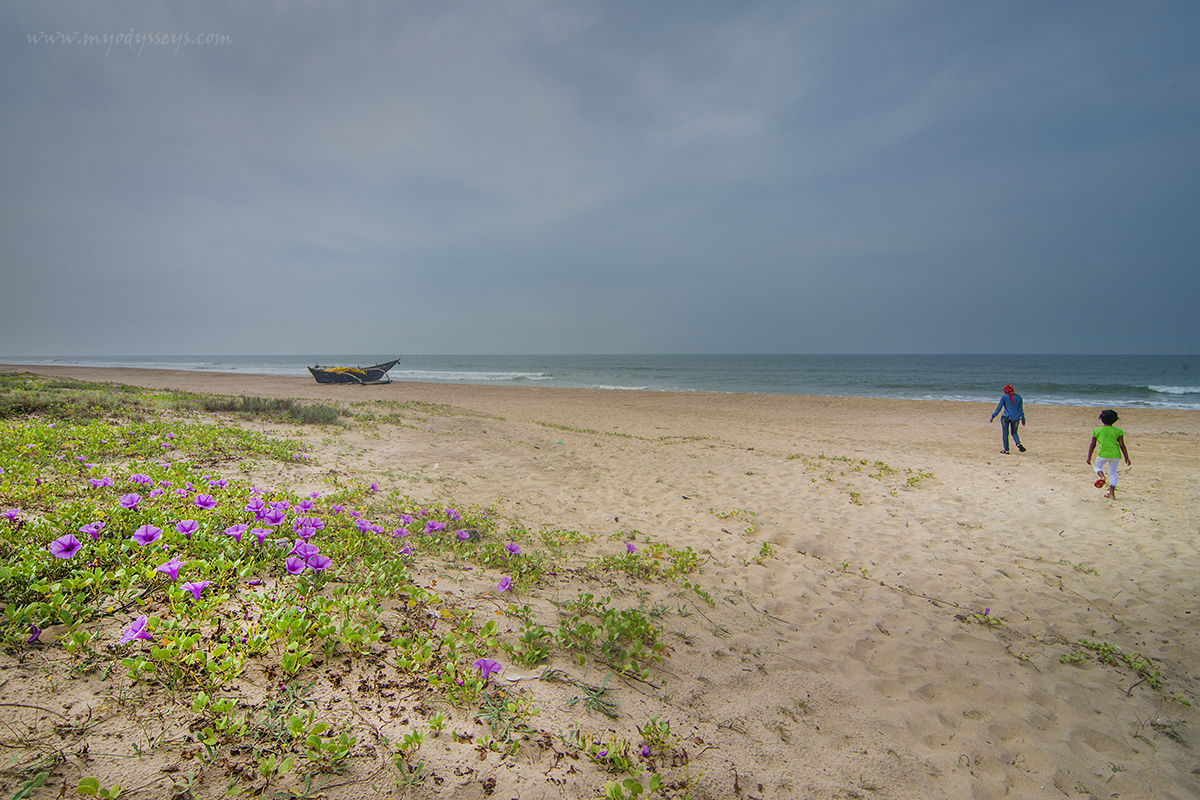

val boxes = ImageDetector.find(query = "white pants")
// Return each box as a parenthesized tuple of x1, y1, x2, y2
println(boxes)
(1094, 457, 1121, 486)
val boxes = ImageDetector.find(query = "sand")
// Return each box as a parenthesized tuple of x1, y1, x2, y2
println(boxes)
(2, 364, 1198, 799)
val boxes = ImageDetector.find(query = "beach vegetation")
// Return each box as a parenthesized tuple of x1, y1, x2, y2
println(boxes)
(0, 378, 905, 798)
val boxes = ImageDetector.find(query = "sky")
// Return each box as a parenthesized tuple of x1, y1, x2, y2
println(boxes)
(1, 1, 1197, 356)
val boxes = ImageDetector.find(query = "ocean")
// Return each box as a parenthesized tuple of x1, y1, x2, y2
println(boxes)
(3, 354, 1197, 411)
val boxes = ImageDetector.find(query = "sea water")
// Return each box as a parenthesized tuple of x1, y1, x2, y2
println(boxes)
(4, 354, 1197, 410)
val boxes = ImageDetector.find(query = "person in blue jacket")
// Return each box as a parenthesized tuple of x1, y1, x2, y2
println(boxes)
(990, 384, 1026, 454)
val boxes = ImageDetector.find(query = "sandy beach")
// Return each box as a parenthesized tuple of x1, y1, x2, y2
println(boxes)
(2, 364, 1198, 800)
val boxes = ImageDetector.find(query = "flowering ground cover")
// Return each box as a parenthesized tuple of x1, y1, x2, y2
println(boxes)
(0, 374, 705, 799)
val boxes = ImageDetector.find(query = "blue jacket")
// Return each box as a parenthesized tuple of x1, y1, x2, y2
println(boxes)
(992, 393, 1024, 422)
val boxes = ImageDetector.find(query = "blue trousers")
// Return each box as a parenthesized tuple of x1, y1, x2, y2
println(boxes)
(1002, 418, 1022, 451)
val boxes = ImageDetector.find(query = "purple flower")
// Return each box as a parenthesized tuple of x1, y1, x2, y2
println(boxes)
(424, 521, 446, 534)
(289, 540, 319, 560)
(181, 581, 211, 600)
(295, 525, 316, 540)
(270, 500, 290, 512)
(626, 542, 638, 553)
(119, 493, 142, 511)
(505, 542, 521, 557)
(79, 521, 105, 541)
(49, 534, 82, 559)
(392, 527, 409, 538)
(306, 554, 331, 571)
(3, 508, 20, 522)
(130, 473, 152, 486)
(297, 499, 315, 512)
(176, 519, 199, 539)
(355, 519, 372, 533)
(263, 508, 286, 527)
(446, 508, 461, 521)
(149, 488, 164, 498)
(456, 529, 470, 541)
(399, 514, 412, 525)
(331, 504, 345, 514)
(370, 482, 379, 492)
(250, 527, 270, 544)
(497, 576, 512, 592)
(473, 658, 502, 681)
(285, 557, 306, 575)
(174, 488, 189, 498)
(245, 498, 266, 514)
(28, 624, 41, 644)
(641, 744, 650, 757)
(156, 556, 186, 580)
(132, 525, 162, 546)
(89, 477, 113, 489)
(193, 494, 217, 510)
(119, 615, 153, 644)
(224, 524, 247, 542)
(399, 542, 413, 556)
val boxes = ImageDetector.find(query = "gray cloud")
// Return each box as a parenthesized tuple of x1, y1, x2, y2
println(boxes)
(2, 1, 1197, 355)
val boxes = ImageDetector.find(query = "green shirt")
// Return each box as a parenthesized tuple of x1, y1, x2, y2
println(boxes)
(1092, 425, 1124, 459)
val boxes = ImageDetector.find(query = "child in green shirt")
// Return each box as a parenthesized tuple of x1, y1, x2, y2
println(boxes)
(1087, 409, 1131, 500)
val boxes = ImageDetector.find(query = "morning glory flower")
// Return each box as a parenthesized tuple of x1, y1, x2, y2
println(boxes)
(173, 488, 189, 498)
(473, 658, 502, 681)
(193, 494, 217, 510)
(270, 500, 290, 512)
(263, 508, 286, 526)
(245, 497, 266, 514)
(250, 528, 270, 545)
(289, 540, 319, 560)
(297, 499, 315, 512)
(149, 488, 164, 498)
(446, 509, 461, 521)
(370, 482, 379, 492)
(626, 542, 638, 553)
(497, 576, 512, 592)
(48, 534, 82, 559)
(119, 615, 153, 644)
(181, 581, 211, 600)
(424, 521, 446, 534)
(132, 525, 162, 546)
(392, 528, 409, 538)
(119, 493, 142, 511)
(3, 508, 20, 522)
(79, 521, 105, 541)
(306, 554, 331, 571)
(505, 542, 521, 557)
(641, 744, 650, 757)
(175, 520, 199, 539)
(28, 624, 41, 643)
(89, 477, 113, 489)
(456, 529, 470, 541)
(224, 524, 247, 542)
(355, 519, 372, 532)
(399, 542, 413, 555)
(295, 525, 316, 541)
(130, 473, 152, 486)
(285, 557, 306, 575)
(331, 504, 345, 514)
(155, 556, 186, 580)
(399, 514, 412, 525)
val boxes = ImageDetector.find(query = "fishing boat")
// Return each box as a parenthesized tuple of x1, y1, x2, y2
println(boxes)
(308, 358, 400, 385)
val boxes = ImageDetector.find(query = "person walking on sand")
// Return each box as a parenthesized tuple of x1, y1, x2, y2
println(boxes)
(1087, 409, 1131, 500)
(990, 384, 1026, 454)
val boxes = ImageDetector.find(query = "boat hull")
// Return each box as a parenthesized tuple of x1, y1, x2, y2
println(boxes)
(308, 358, 399, 385)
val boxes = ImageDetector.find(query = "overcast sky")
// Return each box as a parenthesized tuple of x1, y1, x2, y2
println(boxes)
(2, 1, 1197, 356)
